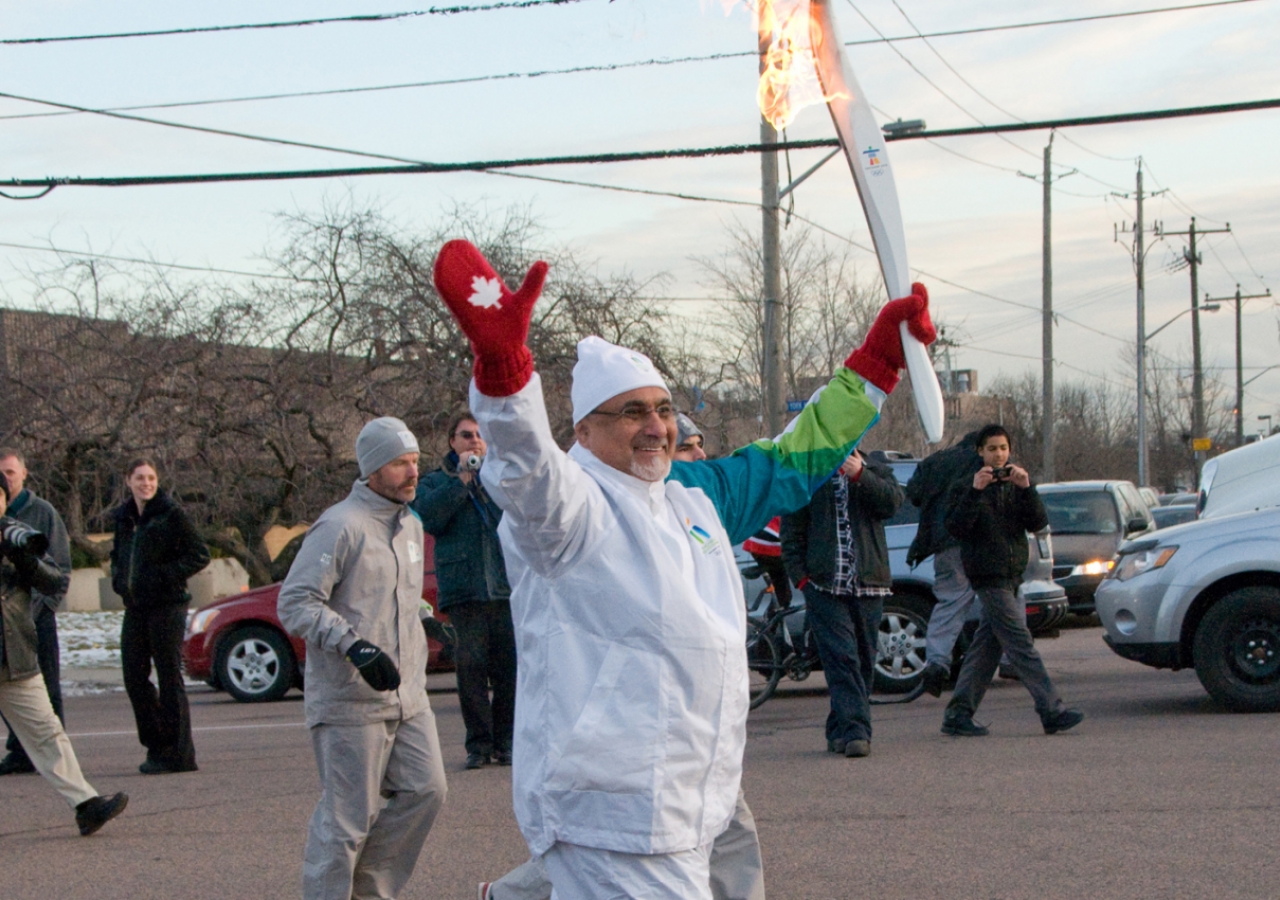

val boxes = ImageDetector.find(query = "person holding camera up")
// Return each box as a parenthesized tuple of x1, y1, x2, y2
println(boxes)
(413, 413, 516, 770)
(0, 471, 128, 835)
(939, 425, 1084, 738)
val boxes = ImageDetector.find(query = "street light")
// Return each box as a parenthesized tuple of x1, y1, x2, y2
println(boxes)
(1144, 302, 1220, 341)
(1138, 302, 1219, 487)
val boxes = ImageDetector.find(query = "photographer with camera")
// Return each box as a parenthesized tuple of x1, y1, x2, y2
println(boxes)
(939, 425, 1084, 738)
(413, 413, 516, 770)
(0, 471, 128, 835)
(0, 448, 72, 777)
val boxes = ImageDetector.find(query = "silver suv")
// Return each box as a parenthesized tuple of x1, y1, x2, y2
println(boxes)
(1094, 505, 1280, 711)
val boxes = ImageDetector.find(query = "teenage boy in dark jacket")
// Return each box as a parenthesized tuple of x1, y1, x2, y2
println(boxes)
(412, 414, 515, 770)
(940, 425, 1083, 737)
(781, 450, 902, 757)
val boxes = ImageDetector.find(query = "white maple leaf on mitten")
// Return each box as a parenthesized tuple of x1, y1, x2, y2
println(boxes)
(467, 276, 504, 310)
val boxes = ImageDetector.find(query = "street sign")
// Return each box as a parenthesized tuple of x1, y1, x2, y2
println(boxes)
(1192, 437, 1212, 452)
(786, 400, 807, 412)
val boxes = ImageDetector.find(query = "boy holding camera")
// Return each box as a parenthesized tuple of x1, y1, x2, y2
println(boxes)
(939, 425, 1084, 737)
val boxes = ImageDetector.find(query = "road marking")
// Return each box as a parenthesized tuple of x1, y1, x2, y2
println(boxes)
(68, 721, 306, 738)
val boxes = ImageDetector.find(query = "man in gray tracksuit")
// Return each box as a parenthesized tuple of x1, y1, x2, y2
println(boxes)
(278, 417, 448, 900)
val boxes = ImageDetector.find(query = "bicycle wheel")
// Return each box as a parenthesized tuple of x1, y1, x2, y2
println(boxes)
(746, 619, 784, 709)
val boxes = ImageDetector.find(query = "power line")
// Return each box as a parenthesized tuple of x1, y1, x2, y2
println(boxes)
(0, 0, 592, 45)
(0, 1, 1260, 122)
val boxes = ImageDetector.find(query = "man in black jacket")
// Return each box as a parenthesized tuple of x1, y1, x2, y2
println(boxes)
(940, 425, 1083, 737)
(412, 414, 515, 770)
(0, 448, 72, 776)
(782, 450, 902, 757)
(0, 470, 128, 835)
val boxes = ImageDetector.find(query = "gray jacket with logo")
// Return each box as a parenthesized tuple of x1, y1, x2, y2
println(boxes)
(277, 480, 430, 727)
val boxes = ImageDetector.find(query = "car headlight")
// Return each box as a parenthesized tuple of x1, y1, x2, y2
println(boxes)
(1069, 559, 1115, 577)
(1112, 546, 1178, 582)
(187, 608, 220, 637)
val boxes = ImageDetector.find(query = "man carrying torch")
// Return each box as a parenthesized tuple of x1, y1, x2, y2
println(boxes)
(432, 239, 934, 899)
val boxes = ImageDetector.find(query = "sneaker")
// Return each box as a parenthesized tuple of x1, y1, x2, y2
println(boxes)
(494, 750, 513, 766)
(0, 751, 36, 775)
(75, 792, 129, 836)
(1042, 708, 1085, 735)
(826, 738, 846, 754)
(843, 739, 870, 758)
(941, 713, 990, 737)
(921, 662, 949, 698)
(478, 882, 494, 900)
(465, 752, 491, 770)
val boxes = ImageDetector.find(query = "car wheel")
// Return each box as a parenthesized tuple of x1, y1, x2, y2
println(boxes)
(1192, 587, 1280, 713)
(876, 592, 932, 694)
(215, 625, 296, 703)
(746, 619, 783, 710)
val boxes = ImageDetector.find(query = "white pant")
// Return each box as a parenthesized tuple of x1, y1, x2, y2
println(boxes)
(0, 674, 96, 807)
(303, 708, 448, 900)
(493, 791, 763, 900)
(543, 840, 714, 900)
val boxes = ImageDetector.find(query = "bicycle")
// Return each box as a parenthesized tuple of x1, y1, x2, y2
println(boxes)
(746, 578, 926, 709)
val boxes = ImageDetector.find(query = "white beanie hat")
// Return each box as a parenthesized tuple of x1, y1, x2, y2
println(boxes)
(356, 417, 419, 479)
(571, 336, 669, 424)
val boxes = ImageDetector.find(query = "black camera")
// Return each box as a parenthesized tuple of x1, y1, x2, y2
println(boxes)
(989, 466, 1013, 481)
(0, 518, 49, 558)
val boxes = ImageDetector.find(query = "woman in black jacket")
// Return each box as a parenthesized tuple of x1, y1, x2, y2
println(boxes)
(110, 458, 209, 774)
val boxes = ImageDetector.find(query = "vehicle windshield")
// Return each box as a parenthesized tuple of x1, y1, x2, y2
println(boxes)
(1040, 491, 1119, 534)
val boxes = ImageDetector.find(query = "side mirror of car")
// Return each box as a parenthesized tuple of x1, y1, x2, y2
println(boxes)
(1125, 517, 1148, 535)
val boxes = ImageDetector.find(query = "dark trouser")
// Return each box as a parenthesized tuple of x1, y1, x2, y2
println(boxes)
(751, 554, 791, 609)
(803, 585, 883, 744)
(946, 586, 1064, 721)
(448, 600, 517, 757)
(4, 602, 63, 762)
(121, 604, 196, 770)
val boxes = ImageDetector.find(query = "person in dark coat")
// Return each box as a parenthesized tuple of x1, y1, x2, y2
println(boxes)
(412, 414, 516, 770)
(781, 449, 902, 757)
(0, 448, 72, 776)
(940, 425, 1083, 737)
(110, 458, 210, 773)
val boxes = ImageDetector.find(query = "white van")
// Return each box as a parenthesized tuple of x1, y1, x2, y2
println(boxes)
(1198, 433, 1280, 519)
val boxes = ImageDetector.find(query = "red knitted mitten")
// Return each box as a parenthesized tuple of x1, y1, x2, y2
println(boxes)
(845, 282, 936, 393)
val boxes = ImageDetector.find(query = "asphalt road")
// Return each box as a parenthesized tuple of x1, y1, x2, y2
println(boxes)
(2, 625, 1277, 900)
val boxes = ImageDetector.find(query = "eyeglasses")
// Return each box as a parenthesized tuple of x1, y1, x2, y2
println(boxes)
(589, 402, 677, 423)
(455, 430, 482, 439)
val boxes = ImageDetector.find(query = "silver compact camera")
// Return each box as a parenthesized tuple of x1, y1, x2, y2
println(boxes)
(463, 454, 483, 472)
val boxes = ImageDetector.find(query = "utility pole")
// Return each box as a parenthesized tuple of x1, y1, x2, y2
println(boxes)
(758, 27, 784, 437)
(1019, 132, 1074, 481)
(1156, 217, 1231, 477)
(1112, 160, 1165, 487)
(1204, 283, 1271, 446)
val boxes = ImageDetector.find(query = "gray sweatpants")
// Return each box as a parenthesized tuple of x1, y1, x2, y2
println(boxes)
(946, 587, 1064, 720)
(490, 790, 765, 900)
(303, 708, 447, 900)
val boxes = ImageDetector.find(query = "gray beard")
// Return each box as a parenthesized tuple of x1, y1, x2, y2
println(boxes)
(630, 455, 671, 483)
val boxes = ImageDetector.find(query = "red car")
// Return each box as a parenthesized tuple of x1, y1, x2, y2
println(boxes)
(182, 533, 454, 702)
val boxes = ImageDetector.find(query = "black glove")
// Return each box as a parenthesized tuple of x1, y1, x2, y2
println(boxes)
(1, 518, 49, 559)
(345, 640, 401, 692)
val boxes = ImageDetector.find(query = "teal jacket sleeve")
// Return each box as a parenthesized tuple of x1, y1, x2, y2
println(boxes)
(668, 368, 883, 545)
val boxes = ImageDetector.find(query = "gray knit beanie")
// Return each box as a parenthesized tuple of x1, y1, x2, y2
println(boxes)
(356, 417, 420, 479)
(676, 413, 703, 446)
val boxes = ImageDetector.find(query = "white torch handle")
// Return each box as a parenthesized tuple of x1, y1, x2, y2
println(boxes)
(901, 323, 944, 443)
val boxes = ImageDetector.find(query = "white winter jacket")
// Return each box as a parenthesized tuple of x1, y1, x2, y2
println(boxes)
(473, 368, 882, 856)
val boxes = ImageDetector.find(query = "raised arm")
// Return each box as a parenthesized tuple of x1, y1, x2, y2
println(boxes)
(671, 285, 936, 544)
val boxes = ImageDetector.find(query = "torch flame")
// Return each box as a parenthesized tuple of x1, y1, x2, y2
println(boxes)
(724, 0, 847, 130)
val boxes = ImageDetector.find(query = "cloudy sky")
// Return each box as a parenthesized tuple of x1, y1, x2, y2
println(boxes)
(2, 0, 1278, 432)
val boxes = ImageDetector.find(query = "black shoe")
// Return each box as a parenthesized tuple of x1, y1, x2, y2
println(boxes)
(826, 738, 846, 754)
(921, 663, 949, 698)
(0, 751, 36, 775)
(1042, 708, 1085, 735)
(844, 739, 870, 758)
(75, 792, 128, 836)
(140, 754, 197, 775)
(494, 750, 513, 766)
(941, 713, 990, 737)
(465, 752, 491, 770)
